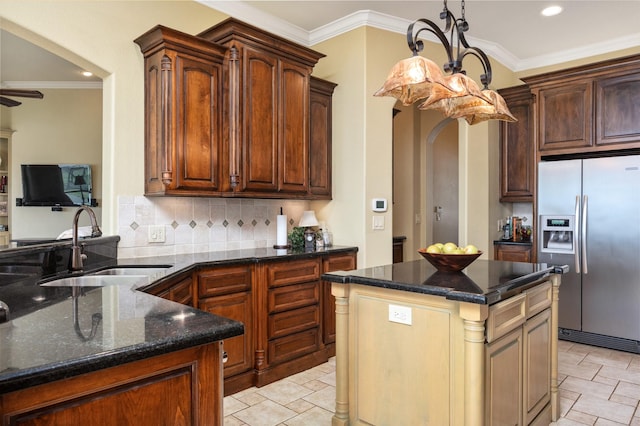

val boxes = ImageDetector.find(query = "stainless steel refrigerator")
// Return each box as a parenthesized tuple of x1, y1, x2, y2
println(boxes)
(537, 155, 640, 353)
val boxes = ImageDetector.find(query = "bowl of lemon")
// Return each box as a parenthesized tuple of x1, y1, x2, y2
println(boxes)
(418, 242, 482, 272)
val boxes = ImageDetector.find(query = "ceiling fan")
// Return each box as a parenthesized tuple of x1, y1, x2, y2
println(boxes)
(0, 89, 44, 107)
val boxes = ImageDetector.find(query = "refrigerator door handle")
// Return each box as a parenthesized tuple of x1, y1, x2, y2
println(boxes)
(582, 195, 588, 274)
(574, 195, 581, 274)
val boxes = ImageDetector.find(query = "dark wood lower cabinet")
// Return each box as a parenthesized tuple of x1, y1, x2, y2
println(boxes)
(494, 242, 533, 263)
(0, 343, 223, 426)
(149, 250, 357, 396)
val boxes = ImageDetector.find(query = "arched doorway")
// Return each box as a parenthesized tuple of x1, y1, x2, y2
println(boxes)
(392, 104, 459, 261)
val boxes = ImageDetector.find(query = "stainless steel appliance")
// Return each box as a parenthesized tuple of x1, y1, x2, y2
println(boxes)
(538, 155, 640, 353)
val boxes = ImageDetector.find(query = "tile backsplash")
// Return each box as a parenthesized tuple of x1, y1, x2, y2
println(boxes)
(117, 196, 310, 258)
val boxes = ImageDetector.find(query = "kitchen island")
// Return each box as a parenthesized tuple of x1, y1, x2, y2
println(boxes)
(322, 259, 566, 426)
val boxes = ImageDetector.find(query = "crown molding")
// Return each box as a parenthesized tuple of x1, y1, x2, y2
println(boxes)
(514, 32, 640, 73)
(1, 81, 102, 90)
(196, 0, 309, 46)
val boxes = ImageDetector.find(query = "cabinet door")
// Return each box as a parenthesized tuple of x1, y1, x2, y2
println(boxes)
(494, 244, 532, 263)
(173, 55, 225, 192)
(538, 82, 593, 152)
(279, 60, 309, 193)
(499, 86, 534, 202)
(166, 275, 194, 306)
(309, 77, 336, 198)
(485, 328, 523, 426)
(200, 293, 253, 378)
(523, 309, 551, 425)
(596, 72, 640, 146)
(241, 46, 279, 192)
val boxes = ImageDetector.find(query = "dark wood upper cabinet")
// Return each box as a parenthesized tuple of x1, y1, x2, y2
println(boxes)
(136, 19, 335, 199)
(199, 18, 326, 198)
(498, 85, 535, 202)
(135, 26, 228, 196)
(596, 72, 640, 146)
(537, 81, 593, 152)
(524, 54, 640, 157)
(309, 77, 337, 198)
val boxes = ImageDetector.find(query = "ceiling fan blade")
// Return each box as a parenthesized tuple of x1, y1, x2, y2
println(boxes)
(0, 89, 44, 99)
(0, 96, 21, 107)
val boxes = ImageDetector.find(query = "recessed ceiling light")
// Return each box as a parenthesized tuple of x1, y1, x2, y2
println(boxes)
(541, 5, 563, 17)
(82, 71, 93, 77)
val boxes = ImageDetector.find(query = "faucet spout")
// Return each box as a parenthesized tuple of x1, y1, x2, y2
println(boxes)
(71, 206, 102, 272)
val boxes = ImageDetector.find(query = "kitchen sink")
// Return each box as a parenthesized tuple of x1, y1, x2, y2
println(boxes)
(40, 275, 151, 288)
(90, 265, 171, 276)
(39, 265, 172, 288)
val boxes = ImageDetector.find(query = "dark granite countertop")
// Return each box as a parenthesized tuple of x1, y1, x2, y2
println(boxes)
(493, 239, 533, 246)
(322, 259, 566, 305)
(0, 241, 357, 394)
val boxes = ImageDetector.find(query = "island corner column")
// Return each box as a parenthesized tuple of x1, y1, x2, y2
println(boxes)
(550, 273, 561, 421)
(459, 302, 489, 426)
(331, 282, 350, 426)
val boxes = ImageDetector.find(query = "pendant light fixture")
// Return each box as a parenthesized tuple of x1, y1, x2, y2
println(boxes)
(374, 0, 516, 124)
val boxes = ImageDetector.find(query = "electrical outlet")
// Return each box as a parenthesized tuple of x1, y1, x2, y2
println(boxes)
(148, 225, 166, 243)
(388, 304, 412, 325)
(497, 219, 503, 232)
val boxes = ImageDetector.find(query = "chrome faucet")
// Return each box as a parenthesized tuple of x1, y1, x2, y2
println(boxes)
(71, 206, 102, 272)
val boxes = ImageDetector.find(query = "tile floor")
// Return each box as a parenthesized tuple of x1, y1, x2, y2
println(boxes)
(223, 341, 640, 425)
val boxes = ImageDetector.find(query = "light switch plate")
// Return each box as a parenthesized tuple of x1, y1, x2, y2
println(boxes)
(148, 225, 166, 243)
(372, 215, 385, 230)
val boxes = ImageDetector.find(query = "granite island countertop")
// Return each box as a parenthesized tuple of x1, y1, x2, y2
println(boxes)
(0, 240, 357, 394)
(322, 258, 567, 305)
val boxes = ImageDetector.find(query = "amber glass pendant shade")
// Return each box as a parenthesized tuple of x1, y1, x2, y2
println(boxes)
(374, 56, 450, 106)
(417, 73, 490, 113)
(457, 89, 518, 124)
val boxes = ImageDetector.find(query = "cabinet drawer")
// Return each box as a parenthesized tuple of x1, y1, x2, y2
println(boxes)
(268, 328, 319, 365)
(323, 253, 356, 273)
(198, 265, 252, 298)
(268, 282, 319, 313)
(266, 259, 320, 288)
(526, 281, 552, 318)
(269, 305, 319, 339)
(487, 293, 526, 343)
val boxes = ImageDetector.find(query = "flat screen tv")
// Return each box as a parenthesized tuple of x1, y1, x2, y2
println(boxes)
(21, 164, 93, 207)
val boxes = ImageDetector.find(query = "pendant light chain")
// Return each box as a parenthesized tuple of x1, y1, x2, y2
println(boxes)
(461, 0, 465, 21)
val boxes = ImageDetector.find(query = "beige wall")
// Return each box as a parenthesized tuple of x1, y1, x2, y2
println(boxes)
(9, 89, 102, 238)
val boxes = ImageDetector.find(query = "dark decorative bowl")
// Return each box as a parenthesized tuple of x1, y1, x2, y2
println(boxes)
(418, 250, 482, 272)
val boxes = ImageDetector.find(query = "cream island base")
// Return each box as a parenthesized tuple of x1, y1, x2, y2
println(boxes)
(329, 272, 561, 426)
